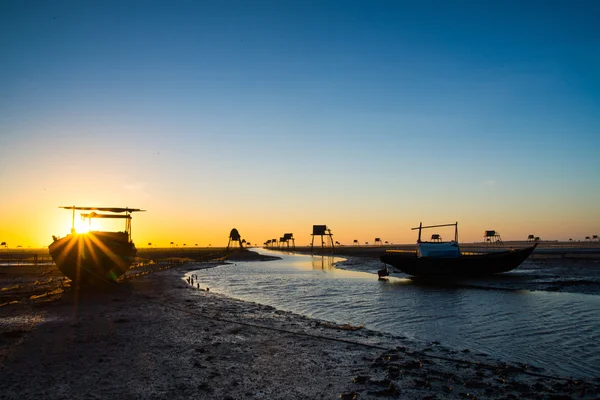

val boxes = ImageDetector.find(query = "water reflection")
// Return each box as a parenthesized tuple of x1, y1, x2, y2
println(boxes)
(312, 255, 338, 270)
(188, 249, 600, 378)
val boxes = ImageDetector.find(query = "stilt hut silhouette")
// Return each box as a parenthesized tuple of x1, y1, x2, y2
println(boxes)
(430, 234, 442, 242)
(374, 238, 383, 246)
(484, 230, 503, 244)
(527, 234, 536, 242)
(280, 233, 295, 249)
(311, 225, 334, 252)
(227, 228, 244, 249)
(353, 239, 359, 246)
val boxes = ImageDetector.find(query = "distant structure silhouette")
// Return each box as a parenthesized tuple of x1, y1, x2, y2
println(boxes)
(484, 230, 503, 244)
(430, 234, 442, 242)
(280, 233, 295, 249)
(353, 239, 359, 246)
(311, 225, 334, 252)
(586, 236, 591, 242)
(594, 235, 599, 241)
(227, 228, 244, 249)
(527, 234, 535, 242)
(374, 238, 383, 246)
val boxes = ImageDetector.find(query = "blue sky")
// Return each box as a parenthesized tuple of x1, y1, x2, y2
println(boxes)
(1, 1, 599, 246)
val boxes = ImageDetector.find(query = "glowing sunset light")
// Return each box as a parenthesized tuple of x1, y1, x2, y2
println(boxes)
(73, 218, 102, 234)
(0, 2, 598, 248)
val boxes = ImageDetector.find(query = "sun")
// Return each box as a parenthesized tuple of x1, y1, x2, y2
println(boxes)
(74, 218, 101, 234)
(74, 219, 90, 233)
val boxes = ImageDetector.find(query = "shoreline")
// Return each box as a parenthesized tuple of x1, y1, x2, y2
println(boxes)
(264, 243, 600, 261)
(1, 255, 599, 399)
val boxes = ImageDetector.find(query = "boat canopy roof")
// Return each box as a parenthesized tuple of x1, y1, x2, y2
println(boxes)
(80, 212, 131, 219)
(411, 222, 458, 231)
(417, 242, 460, 258)
(60, 206, 145, 213)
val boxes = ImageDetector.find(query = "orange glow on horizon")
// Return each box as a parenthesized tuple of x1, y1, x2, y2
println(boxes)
(0, 202, 599, 249)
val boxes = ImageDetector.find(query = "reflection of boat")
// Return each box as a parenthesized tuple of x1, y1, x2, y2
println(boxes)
(380, 222, 537, 278)
(48, 206, 145, 285)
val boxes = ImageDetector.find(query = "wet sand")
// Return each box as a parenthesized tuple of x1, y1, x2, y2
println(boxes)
(1, 253, 599, 399)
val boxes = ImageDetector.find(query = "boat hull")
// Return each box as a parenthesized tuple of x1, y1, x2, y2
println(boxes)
(48, 232, 136, 285)
(380, 245, 537, 278)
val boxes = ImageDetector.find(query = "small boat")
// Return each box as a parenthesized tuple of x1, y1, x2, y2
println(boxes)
(49, 206, 145, 285)
(380, 222, 537, 278)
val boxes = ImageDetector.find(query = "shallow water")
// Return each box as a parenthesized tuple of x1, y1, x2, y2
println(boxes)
(189, 249, 600, 378)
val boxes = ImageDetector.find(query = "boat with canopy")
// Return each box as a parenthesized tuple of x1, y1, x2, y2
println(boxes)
(48, 206, 145, 285)
(380, 222, 537, 278)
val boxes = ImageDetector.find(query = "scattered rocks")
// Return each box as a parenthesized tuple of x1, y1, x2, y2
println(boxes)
(348, 344, 600, 400)
(351, 375, 370, 384)
(368, 382, 400, 397)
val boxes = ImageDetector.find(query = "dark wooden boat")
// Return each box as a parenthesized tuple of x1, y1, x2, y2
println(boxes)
(380, 222, 537, 278)
(48, 206, 144, 285)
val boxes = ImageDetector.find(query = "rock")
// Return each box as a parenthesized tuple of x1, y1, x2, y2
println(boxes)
(339, 392, 357, 400)
(369, 378, 391, 387)
(510, 382, 530, 392)
(465, 380, 488, 389)
(352, 375, 370, 384)
(412, 379, 430, 388)
(368, 383, 400, 397)
(400, 360, 422, 369)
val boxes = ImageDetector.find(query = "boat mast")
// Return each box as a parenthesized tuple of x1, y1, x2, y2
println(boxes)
(71, 205, 75, 234)
(126, 210, 132, 241)
(455, 221, 458, 242)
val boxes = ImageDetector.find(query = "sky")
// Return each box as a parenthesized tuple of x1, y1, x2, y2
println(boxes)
(1, 0, 599, 248)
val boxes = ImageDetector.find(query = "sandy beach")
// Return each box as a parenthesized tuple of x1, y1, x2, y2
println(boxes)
(1, 252, 600, 399)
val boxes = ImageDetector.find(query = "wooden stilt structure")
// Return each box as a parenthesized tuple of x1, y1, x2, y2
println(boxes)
(227, 228, 244, 249)
(311, 225, 334, 252)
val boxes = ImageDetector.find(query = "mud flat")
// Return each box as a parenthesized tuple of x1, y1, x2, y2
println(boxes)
(1, 255, 599, 399)
(279, 242, 600, 260)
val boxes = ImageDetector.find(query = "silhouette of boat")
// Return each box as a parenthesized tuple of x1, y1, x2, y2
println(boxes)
(49, 206, 145, 285)
(380, 222, 537, 278)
